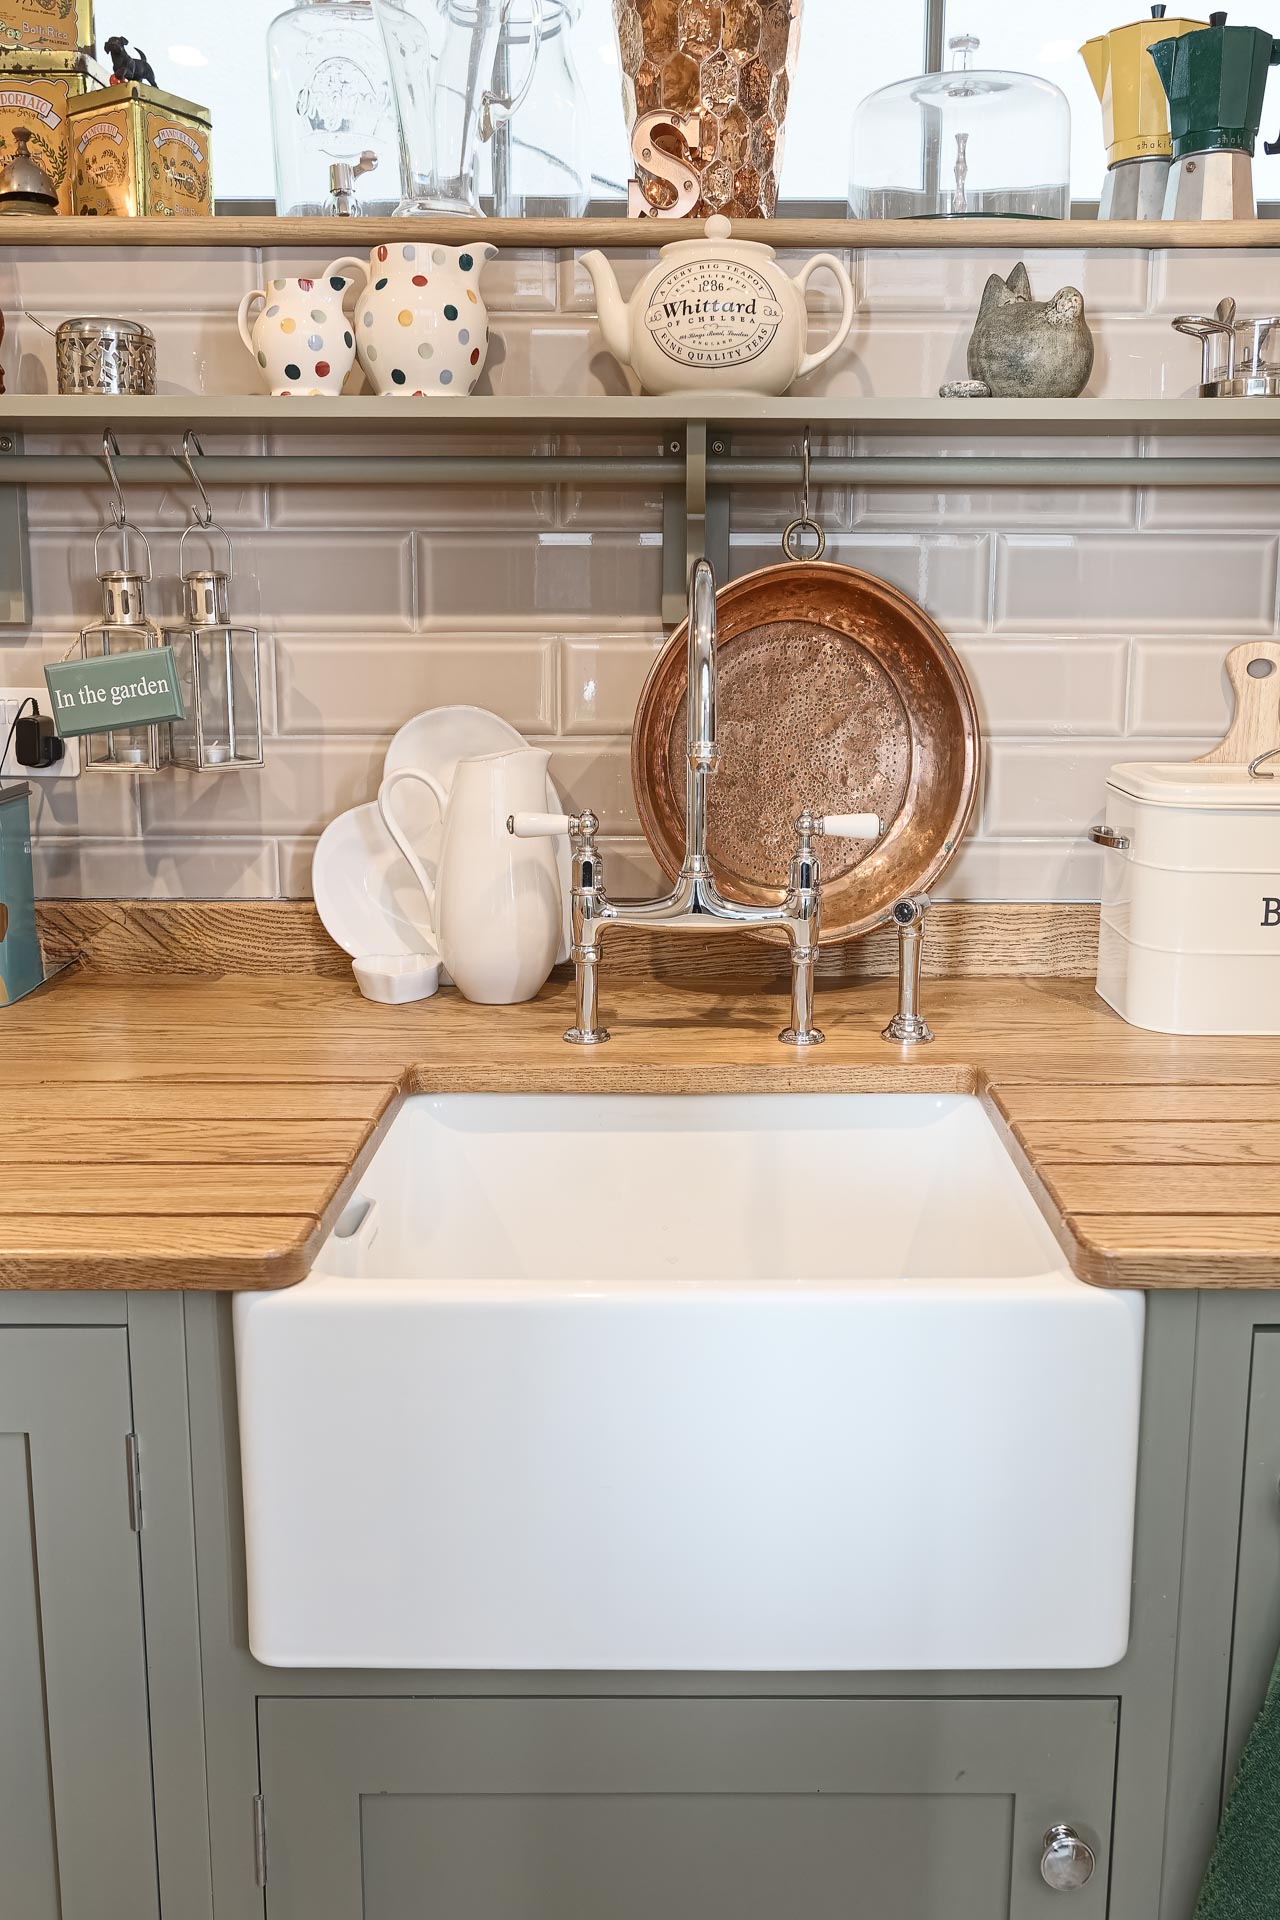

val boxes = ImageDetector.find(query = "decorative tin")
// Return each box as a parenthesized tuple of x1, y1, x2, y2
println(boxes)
(0, 781, 43, 1008)
(0, 49, 108, 213)
(0, 0, 94, 57)
(67, 79, 212, 217)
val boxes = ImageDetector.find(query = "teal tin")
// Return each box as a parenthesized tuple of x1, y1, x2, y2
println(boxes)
(0, 782, 44, 1007)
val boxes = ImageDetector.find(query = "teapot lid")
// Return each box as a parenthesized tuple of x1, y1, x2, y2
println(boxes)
(660, 214, 776, 261)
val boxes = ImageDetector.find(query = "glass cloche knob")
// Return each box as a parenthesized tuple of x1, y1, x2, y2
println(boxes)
(1040, 1826, 1096, 1892)
(948, 33, 980, 67)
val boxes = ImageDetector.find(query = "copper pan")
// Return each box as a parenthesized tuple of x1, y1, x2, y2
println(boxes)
(631, 561, 982, 944)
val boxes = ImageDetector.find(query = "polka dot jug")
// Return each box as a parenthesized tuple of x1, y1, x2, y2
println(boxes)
(326, 242, 497, 398)
(237, 272, 362, 398)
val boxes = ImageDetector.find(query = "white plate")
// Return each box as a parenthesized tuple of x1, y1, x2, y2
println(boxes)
(383, 704, 573, 961)
(312, 803, 437, 962)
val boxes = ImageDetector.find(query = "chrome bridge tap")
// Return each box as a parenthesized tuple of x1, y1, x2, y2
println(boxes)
(509, 558, 880, 1047)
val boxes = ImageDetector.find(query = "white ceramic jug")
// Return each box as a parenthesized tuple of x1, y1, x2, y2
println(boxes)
(326, 240, 497, 395)
(378, 747, 561, 1004)
(237, 268, 365, 396)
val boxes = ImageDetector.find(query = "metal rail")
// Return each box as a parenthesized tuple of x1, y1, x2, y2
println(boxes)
(7, 454, 1280, 487)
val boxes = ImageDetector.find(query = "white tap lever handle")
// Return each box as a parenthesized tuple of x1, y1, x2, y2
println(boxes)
(508, 810, 573, 839)
(817, 813, 881, 839)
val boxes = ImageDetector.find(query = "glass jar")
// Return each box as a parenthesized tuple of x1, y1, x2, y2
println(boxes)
(485, 0, 587, 216)
(267, 0, 414, 215)
(374, 0, 543, 215)
(849, 34, 1072, 219)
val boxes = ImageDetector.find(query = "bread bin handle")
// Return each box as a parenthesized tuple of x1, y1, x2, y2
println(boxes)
(1089, 825, 1131, 851)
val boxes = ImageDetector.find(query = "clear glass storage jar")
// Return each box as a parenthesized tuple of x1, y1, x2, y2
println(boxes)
(267, 0, 414, 215)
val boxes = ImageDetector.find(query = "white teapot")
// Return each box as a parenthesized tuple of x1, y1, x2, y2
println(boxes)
(580, 215, 855, 397)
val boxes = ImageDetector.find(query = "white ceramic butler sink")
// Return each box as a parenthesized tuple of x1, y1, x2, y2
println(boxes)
(234, 1094, 1144, 1673)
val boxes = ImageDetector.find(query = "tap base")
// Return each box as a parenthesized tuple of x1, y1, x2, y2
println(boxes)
(564, 1025, 611, 1046)
(779, 1026, 825, 1047)
(882, 1014, 935, 1045)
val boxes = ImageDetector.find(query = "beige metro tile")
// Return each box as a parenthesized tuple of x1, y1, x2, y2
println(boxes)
(275, 636, 557, 736)
(139, 737, 390, 838)
(417, 531, 663, 632)
(957, 639, 1128, 737)
(994, 533, 1278, 633)
(32, 836, 279, 899)
(1129, 640, 1238, 737)
(560, 636, 665, 735)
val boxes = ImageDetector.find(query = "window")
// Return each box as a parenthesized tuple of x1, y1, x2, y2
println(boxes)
(105, 1, 1280, 211)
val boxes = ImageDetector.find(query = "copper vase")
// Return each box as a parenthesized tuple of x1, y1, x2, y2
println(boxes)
(613, 0, 803, 218)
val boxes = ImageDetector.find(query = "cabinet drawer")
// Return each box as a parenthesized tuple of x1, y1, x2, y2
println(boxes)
(258, 1696, 1116, 1920)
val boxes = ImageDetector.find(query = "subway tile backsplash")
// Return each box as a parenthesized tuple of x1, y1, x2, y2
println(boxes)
(0, 242, 1271, 904)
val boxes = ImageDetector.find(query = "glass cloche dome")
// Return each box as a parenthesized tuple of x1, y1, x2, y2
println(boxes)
(849, 35, 1071, 219)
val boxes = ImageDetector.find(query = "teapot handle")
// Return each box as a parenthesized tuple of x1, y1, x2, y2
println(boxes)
(793, 253, 856, 382)
(377, 767, 448, 921)
(324, 255, 370, 300)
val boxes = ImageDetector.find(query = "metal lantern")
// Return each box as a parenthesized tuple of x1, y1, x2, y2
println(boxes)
(162, 520, 263, 772)
(77, 518, 167, 772)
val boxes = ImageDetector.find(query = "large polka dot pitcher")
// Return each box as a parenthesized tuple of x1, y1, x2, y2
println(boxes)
(326, 242, 498, 396)
(237, 269, 364, 397)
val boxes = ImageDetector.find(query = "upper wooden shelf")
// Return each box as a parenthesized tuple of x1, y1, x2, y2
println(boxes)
(0, 214, 1278, 250)
(3, 394, 1280, 435)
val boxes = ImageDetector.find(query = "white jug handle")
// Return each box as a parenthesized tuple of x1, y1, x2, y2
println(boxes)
(324, 256, 370, 301)
(236, 288, 266, 359)
(377, 767, 448, 920)
(480, 0, 544, 139)
(793, 253, 856, 381)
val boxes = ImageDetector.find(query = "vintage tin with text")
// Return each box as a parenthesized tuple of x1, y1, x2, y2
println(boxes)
(0, 0, 93, 57)
(0, 49, 106, 212)
(67, 79, 212, 217)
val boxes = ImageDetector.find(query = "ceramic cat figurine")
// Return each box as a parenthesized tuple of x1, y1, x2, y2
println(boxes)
(959, 261, 1094, 399)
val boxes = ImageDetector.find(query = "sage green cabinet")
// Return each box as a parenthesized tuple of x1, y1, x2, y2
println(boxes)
(0, 1328, 158, 1920)
(1226, 1328, 1280, 1780)
(256, 1696, 1116, 1920)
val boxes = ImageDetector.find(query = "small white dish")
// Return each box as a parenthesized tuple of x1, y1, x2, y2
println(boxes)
(312, 803, 438, 962)
(352, 953, 441, 1005)
(383, 704, 572, 961)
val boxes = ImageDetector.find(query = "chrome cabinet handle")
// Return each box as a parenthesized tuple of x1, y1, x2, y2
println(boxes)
(1089, 825, 1131, 851)
(1040, 1825, 1096, 1892)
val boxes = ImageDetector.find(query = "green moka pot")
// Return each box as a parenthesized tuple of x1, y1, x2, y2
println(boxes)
(1149, 10, 1280, 156)
(0, 782, 44, 1007)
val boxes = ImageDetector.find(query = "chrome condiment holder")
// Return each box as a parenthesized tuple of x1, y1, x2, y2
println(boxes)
(1173, 299, 1280, 396)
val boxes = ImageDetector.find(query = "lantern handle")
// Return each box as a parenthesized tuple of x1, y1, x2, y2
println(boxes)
(93, 519, 153, 583)
(101, 430, 127, 528)
(178, 516, 234, 586)
(180, 429, 216, 529)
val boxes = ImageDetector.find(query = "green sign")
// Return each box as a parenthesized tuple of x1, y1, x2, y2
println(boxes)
(44, 648, 186, 738)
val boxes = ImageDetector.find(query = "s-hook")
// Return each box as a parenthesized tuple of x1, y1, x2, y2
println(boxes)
(95, 429, 150, 581)
(782, 424, 826, 562)
(181, 429, 215, 528)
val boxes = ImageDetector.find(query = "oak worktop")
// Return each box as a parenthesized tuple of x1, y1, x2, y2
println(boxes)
(3, 966, 1278, 1291)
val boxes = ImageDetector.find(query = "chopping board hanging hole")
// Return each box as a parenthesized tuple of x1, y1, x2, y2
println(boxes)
(1193, 641, 1280, 768)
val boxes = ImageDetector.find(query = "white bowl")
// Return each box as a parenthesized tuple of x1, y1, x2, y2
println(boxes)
(352, 953, 440, 1005)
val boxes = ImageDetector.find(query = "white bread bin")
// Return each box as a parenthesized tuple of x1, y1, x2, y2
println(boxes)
(1093, 642, 1280, 1035)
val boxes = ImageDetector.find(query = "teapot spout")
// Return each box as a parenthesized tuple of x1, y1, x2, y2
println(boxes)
(580, 249, 631, 367)
(1148, 34, 1178, 94)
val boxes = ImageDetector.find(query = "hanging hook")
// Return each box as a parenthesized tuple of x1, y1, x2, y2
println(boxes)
(781, 424, 826, 563)
(180, 429, 215, 528)
(101, 430, 127, 529)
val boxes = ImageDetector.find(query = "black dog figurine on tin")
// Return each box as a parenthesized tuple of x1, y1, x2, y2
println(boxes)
(104, 36, 157, 88)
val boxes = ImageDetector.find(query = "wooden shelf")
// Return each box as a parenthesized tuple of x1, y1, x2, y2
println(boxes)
(0, 214, 1278, 250)
(4, 393, 1280, 436)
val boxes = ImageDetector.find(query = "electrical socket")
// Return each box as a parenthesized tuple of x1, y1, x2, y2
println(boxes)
(0, 687, 81, 779)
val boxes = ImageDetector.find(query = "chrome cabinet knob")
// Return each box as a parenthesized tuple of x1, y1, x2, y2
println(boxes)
(1040, 1825, 1096, 1892)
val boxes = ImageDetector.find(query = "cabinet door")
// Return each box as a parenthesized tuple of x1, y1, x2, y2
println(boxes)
(1227, 1327, 1280, 1779)
(258, 1697, 1116, 1920)
(0, 1329, 157, 1920)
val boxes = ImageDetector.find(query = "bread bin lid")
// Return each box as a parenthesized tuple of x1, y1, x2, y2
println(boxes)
(1107, 759, 1280, 807)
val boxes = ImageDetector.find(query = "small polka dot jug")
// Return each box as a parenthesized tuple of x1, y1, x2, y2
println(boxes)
(237, 271, 362, 397)
(326, 242, 498, 398)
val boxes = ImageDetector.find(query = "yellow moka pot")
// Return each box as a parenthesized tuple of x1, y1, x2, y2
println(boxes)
(1081, 5, 1207, 216)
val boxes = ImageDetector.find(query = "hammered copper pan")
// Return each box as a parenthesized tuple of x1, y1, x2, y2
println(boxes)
(631, 561, 981, 943)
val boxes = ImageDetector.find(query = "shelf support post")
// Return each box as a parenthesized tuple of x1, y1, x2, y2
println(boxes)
(0, 429, 30, 627)
(662, 420, 729, 626)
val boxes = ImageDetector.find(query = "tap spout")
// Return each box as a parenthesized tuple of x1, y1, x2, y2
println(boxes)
(684, 557, 720, 873)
